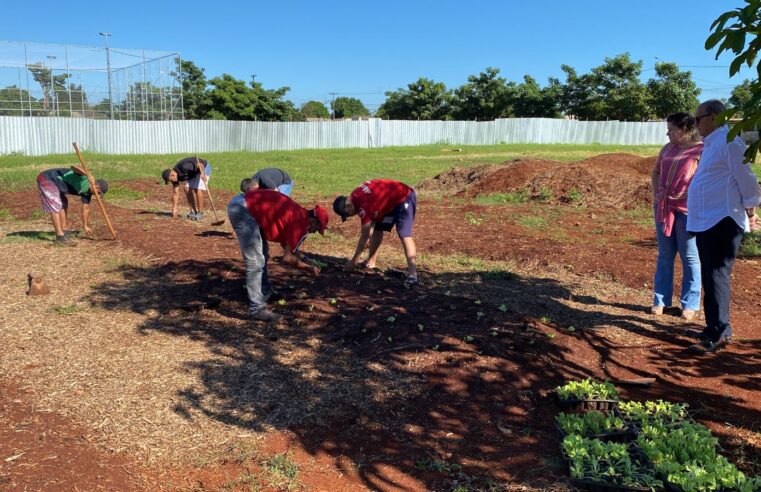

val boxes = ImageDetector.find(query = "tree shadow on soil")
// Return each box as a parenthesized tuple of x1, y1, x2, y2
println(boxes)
(82, 256, 761, 490)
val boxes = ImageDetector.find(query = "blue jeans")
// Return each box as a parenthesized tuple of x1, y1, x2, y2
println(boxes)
(653, 212, 701, 311)
(276, 181, 293, 196)
(227, 194, 271, 314)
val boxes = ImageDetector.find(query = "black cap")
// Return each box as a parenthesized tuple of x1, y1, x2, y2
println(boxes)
(161, 169, 172, 185)
(95, 179, 108, 195)
(333, 196, 348, 222)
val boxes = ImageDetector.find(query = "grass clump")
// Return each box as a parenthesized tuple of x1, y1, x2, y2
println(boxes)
(474, 190, 529, 205)
(261, 452, 300, 491)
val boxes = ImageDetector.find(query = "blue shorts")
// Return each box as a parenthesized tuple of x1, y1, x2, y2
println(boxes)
(375, 190, 416, 238)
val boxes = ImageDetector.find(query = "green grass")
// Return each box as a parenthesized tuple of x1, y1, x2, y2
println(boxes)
(474, 190, 530, 205)
(260, 452, 300, 491)
(0, 144, 660, 197)
(106, 184, 148, 204)
(619, 206, 654, 227)
(739, 231, 761, 258)
(517, 215, 548, 229)
(2, 230, 55, 243)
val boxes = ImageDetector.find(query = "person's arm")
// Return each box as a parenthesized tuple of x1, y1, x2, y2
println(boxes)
(82, 203, 92, 236)
(728, 140, 761, 210)
(171, 185, 180, 218)
(283, 246, 320, 275)
(345, 222, 373, 270)
(197, 161, 208, 183)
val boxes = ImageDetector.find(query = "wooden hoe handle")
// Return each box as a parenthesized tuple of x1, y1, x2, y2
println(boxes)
(72, 142, 117, 240)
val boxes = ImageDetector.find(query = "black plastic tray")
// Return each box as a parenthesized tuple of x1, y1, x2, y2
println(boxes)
(557, 395, 620, 413)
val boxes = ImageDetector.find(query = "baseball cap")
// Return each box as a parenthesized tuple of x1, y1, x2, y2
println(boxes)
(332, 196, 348, 222)
(313, 205, 329, 234)
(161, 169, 172, 185)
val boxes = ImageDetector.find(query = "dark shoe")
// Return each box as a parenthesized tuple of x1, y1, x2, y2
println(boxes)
(185, 212, 196, 219)
(404, 275, 419, 287)
(684, 329, 709, 341)
(688, 335, 732, 354)
(265, 289, 283, 303)
(249, 308, 283, 322)
(54, 235, 76, 247)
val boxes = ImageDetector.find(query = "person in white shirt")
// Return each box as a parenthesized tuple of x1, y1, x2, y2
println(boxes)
(686, 99, 761, 353)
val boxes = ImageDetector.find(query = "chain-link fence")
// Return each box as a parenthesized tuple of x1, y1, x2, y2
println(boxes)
(0, 40, 183, 120)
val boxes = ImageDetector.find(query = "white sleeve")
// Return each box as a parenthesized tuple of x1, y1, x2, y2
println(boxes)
(728, 138, 761, 208)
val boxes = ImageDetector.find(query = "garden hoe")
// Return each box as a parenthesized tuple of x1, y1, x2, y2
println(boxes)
(195, 155, 225, 226)
(72, 142, 117, 240)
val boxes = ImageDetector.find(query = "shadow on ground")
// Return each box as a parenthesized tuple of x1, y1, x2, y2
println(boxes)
(82, 255, 761, 490)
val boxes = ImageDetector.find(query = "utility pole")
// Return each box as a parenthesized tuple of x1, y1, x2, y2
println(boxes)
(100, 32, 114, 119)
(47, 56, 57, 116)
(329, 92, 338, 119)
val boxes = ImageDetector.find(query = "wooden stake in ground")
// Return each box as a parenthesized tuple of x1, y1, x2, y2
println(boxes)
(72, 142, 117, 240)
(195, 155, 225, 226)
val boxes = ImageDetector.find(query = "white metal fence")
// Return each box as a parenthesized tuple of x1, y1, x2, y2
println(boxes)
(0, 116, 667, 156)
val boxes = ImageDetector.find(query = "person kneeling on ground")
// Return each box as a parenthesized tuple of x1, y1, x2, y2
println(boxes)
(227, 181, 328, 322)
(36, 166, 108, 246)
(248, 167, 294, 196)
(161, 157, 211, 221)
(333, 179, 418, 285)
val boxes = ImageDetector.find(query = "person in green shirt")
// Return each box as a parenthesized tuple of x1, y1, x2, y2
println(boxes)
(36, 166, 108, 246)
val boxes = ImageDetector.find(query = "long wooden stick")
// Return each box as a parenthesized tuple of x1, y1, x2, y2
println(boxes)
(195, 155, 224, 224)
(72, 143, 117, 240)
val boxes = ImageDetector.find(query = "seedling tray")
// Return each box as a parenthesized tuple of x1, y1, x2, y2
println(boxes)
(557, 395, 620, 413)
(569, 478, 657, 492)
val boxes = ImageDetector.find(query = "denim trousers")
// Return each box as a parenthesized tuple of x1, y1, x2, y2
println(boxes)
(653, 212, 701, 311)
(227, 195, 271, 314)
(693, 216, 743, 342)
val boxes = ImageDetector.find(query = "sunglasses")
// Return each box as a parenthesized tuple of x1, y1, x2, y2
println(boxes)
(695, 113, 713, 123)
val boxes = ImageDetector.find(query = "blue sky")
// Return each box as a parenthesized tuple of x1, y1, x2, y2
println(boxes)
(1, 0, 751, 112)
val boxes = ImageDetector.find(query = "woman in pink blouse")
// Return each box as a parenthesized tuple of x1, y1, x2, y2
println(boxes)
(651, 112, 702, 320)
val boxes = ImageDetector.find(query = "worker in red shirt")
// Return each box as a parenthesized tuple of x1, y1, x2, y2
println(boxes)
(333, 179, 418, 285)
(227, 187, 329, 322)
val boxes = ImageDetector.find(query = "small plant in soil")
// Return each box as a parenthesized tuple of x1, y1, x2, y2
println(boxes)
(556, 378, 619, 401)
(328, 298, 338, 306)
(498, 304, 508, 312)
(261, 452, 300, 491)
(277, 299, 287, 306)
(464, 211, 484, 226)
(556, 411, 626, 437)
(386, 315, 396, 323)
(417, 324, 424, 332)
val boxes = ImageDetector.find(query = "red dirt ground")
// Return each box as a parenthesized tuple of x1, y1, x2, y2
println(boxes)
(1, 174, 759, 490)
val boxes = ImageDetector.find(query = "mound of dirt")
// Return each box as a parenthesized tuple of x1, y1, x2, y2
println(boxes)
(418, 153, 657, 208)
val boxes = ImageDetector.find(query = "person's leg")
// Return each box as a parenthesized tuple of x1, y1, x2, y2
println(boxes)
(194, 188, 205, 214)
(227, 198, 267, 314)
(395, 190, 418, 279)
(49, 211, 65, 236)
(364, 228, 385, 267)
(653, 220, 677, 309)
(261, 235, 273, 299)
(695, 231, 716, 338)
(184, 184, 197, 214)
(674, 213, 701, 312)
(709, 217, 742, 340)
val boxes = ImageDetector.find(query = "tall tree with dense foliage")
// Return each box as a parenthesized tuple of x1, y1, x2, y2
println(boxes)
(332, 97, 370, 118)
(562, 53, 652, 121)
(174, 59, 209, 119)
(376, 77, 451, 120)
(706, 0, 761, 161)
(205, 74, 299, 121)
(646, 62, 701, 118)
(450, 67, 513, 120)
(300, 100, 330, 119)
(511, 75, 562, 117)
(728, 79, 758, 116)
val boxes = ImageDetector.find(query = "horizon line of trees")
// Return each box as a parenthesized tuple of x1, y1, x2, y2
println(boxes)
(2, 52, 754, 122)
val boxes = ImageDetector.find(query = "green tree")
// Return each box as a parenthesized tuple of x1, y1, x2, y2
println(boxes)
(0, 86, 41, 116)
(376, 77, 451, 120)
(332, 96, 370, 119)
(206, 74, 299, 121)
(511, 75, 562, 117)
(561, 54, 652, 121)
(646, 62, 701, 118)
(706, 0, 761, 161)
(450, 67, 513, 120)
(300, 100, 329, 119)
(28, 66, 71, 115)
(728, 79, 758, 116)
(173, 58, 208, 119)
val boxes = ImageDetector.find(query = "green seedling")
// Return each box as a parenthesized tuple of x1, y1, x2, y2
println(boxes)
(278, 299, 287, 306)
(386, 315, 396, 323)
(556, 378, 619, 401)
(546, 332, 556, 339)
(307, 304, 315, 312)
(432, 344, 440, 351)
(464, 335, 474, 343)
(499, 304, 508, 312)
(474, 299, 481, 305)
(366, 305, 375, 312)
(476, 311, 485, 319)
(387, 336, 393, 342)
(340, 314, 347, 319)
(490, 331, 498, 337)
(417, 324, 424, 332)
(329, 298, 338, 306)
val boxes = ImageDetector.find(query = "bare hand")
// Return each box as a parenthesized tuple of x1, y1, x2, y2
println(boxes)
(343, 260, 358, 272)
(84, 225, 93, 237)
(749, 214, 758, 231)
(308, 265, 321, 276)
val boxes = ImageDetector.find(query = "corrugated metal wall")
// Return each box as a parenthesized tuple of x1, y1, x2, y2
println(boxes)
(0, 117, 666, 156)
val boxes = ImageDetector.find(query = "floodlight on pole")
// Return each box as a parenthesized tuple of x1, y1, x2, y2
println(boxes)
(100, 32, 114, 119)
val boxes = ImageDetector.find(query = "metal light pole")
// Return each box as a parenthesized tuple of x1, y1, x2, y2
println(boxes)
(100, 32, 114, 119)
(47, 55, 57, 116)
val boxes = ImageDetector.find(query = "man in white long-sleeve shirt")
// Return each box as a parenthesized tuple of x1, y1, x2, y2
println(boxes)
(686, 99, 761, 353)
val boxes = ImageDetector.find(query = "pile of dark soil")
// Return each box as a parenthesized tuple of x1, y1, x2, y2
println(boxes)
(418, 153, 657, 208)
